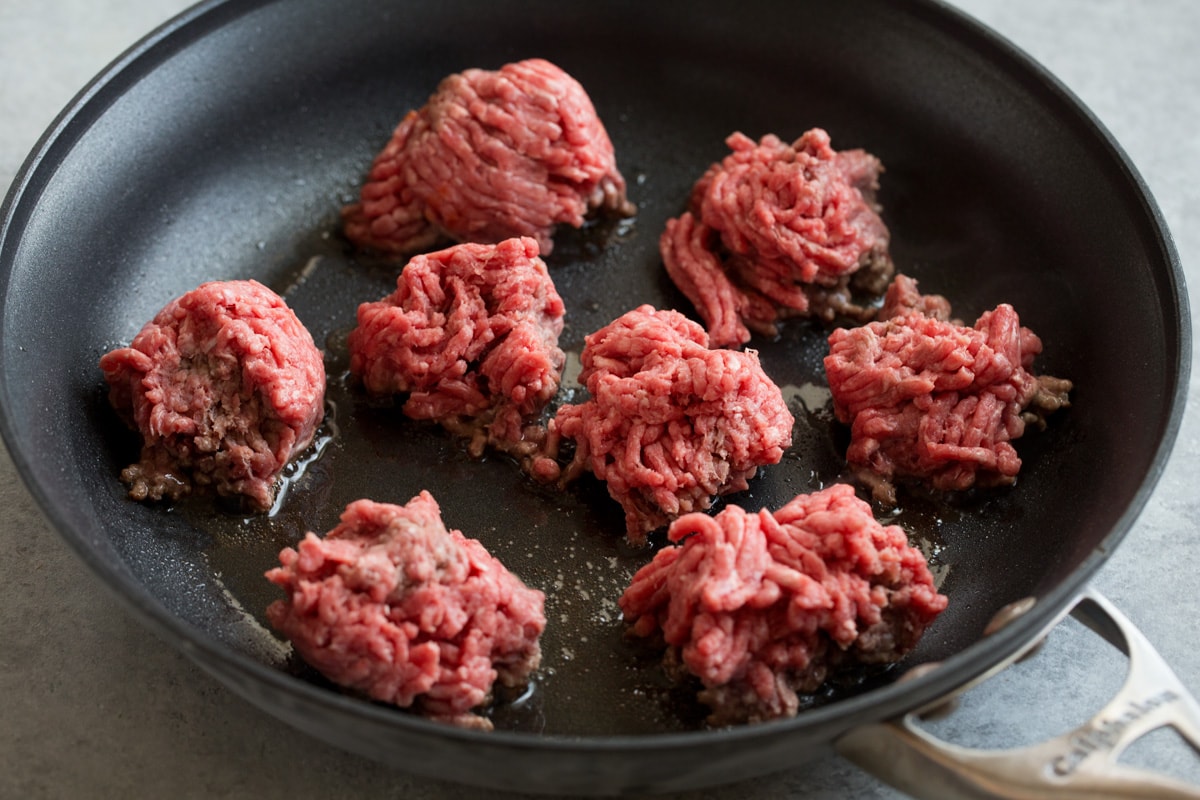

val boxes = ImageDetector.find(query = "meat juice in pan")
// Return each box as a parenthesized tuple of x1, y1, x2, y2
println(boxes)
(103, 215, 954, 737)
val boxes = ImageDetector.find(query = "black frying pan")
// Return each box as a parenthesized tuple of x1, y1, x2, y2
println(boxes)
(0, 0, 1189, 795)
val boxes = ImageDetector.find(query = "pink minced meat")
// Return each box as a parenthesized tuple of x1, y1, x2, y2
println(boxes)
(99, 279, 325, 511)
(342, 58, 635, 258)
(541, 305, 794, 545)
(619, 483, 948, 725)
(825, 275, 1072, 505)
(265, 492, 546, 731)
(347, 237, 565, 457)
(660, 128, 894, 348)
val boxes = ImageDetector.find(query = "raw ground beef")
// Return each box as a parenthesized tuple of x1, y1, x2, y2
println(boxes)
(536, 305, 794, 545)
(347, 237, 565, 459)
(660, 128, 894, 348)
(265, 492, 545, 730)
(825, 275, 1073, 505)
(342, 58, 635, 258)
(99, 279, 325, 512)
(619, 482, 945, 724)
(619, 484, 948, 725)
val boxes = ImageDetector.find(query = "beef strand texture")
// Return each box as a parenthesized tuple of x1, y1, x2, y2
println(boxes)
(660, 128, 893, 348)
(265, 492, 546, 730)
(348, 236, 565, 458)
(343, 58, 635, 258)
(825, 274, 1073, 505)
(619, 484, 948, 725)
(99, 279, 326, 511)
(546, 305, 794, 545)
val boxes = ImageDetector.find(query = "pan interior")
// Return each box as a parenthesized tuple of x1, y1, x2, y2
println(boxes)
(0, 0, 1184, 744)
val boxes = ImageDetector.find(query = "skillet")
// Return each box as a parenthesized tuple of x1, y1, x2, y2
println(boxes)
(0, 0, 1193, 794)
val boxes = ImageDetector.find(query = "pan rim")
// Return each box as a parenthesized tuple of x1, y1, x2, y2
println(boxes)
(0, 0, 1190, 755)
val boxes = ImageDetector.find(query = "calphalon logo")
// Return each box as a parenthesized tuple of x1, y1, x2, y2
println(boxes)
(1050, 690, 1179, 776)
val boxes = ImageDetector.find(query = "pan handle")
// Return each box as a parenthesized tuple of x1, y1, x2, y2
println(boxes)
(836, 589, 1200, 799)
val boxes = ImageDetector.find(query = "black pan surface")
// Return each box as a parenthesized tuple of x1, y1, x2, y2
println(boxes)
(0, 0, 1188, 794)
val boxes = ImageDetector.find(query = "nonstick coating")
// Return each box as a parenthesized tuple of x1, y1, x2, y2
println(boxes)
(0, 0, 1188, 794)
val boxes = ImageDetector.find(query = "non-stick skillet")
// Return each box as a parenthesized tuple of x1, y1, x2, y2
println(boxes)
(0, 0, 1195, 795)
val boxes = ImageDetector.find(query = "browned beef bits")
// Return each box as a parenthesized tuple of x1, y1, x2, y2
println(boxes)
(99, 279, 325, 512)
(343, 58, 635, 259)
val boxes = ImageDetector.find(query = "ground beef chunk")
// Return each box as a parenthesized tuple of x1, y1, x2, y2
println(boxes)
(342, 58, 635, 258)
(877, 271, 954, 322)
(98, 280, 325, 511)
(265, 492, 546, 731)
(660, 128, 894, 348)
(347, 237, 565, 458)
(825, 275, 1072, 505)
(540, 305, 794, 545)
(620, 484, 947, 726)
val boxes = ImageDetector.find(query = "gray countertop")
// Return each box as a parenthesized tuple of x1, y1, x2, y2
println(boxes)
(2, 1, 1198, 798)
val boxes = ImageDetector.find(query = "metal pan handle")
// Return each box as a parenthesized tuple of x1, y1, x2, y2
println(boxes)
(836, 589, 1200, 799)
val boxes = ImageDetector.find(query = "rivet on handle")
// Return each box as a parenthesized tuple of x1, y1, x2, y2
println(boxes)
(984, 596, 1047, 663)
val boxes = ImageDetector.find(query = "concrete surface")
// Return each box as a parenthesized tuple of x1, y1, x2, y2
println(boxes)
(1, 1, 1198, 798)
